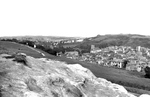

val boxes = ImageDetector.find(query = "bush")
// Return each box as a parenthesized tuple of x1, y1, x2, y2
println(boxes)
(144, 66, 150, 78)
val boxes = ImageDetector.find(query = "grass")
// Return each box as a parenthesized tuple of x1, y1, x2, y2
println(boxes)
(125, 86, 150, 96)
(49, 57, 150, 95)
(0, 41, 54, 58)
(1, 41, 150, 95)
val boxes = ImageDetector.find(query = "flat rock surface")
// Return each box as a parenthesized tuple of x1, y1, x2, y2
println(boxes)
(0, 53, 143, 97)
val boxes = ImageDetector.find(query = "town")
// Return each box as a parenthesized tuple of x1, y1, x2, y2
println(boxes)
(63, 45, 150, 72)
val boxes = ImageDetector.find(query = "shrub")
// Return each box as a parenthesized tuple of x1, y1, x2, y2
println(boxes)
(144, 66, 150, 78)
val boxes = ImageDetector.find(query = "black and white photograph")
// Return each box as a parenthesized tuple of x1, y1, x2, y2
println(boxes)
(0, 0, 150, 97)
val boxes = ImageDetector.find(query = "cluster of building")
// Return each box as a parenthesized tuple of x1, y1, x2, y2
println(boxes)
(59, 39, 84, 44)
(64, 45, 150, 72)
(49, 38, 84, 48)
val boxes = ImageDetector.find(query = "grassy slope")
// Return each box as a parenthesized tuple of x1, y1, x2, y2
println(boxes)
(78, 34, 150, 49)
(1, 41, 150, 95)
(55, 57, 150, 95)
(0, 41, 55, 58)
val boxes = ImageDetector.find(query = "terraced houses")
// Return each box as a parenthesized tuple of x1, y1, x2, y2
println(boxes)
(64, 45, 150, 72)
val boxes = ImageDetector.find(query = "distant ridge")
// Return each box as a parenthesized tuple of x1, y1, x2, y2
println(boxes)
(80, 34, 150, 49)
(0, 36, 85, 42)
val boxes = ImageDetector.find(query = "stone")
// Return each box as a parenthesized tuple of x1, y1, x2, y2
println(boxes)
(140, 94, 150, 97)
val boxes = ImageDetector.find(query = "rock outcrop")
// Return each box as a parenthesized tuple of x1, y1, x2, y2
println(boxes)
(0, 53, 146, 97)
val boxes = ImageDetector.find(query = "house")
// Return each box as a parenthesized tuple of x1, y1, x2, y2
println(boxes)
(90, 45, 101, 53)
(109, 59, 123, 68)
(65, 51, 79, 56)
(97, 60, 103, 64)
(34, 44, 36, 48)
(126, 65, 137, 71)
(56, 52, 63, 56)
(137, 66, 142, 72)
(76, 39, 83, 42)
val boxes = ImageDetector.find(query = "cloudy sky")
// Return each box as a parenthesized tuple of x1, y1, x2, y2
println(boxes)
(0, 0, 150, 37)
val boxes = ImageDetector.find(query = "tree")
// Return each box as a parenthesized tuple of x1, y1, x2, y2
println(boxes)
(122, 60, 129, 69)
(144, 66, 150, 78)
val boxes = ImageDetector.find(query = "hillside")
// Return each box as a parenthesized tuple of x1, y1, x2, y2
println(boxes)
(0, 41, 57, 59)
(0, 36, 83, 42)
(79, 34, 150, 49)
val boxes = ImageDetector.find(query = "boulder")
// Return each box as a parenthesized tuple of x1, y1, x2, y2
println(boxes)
(140, 94, 150, 97)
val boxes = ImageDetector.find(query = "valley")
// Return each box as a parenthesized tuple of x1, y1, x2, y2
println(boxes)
(1, 34, 150, 95)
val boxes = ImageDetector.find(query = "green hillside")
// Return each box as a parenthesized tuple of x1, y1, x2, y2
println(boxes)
(79, 34, 150, 49)
(0, 41, 56, 59)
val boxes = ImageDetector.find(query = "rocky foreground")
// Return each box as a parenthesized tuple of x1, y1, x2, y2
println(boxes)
(0, 53, 149, 97)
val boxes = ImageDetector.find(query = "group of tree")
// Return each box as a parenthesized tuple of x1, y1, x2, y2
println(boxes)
(0, 38, 77, 56)
(144, 66, 150, 78)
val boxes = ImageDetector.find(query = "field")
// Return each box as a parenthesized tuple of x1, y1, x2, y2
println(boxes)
(54, 57, 150, 95)
(1, 41, 150, 95)
(0, 41, 56, 58)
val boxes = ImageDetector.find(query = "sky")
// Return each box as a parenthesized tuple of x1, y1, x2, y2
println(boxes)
(0, 0, 150, 37)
